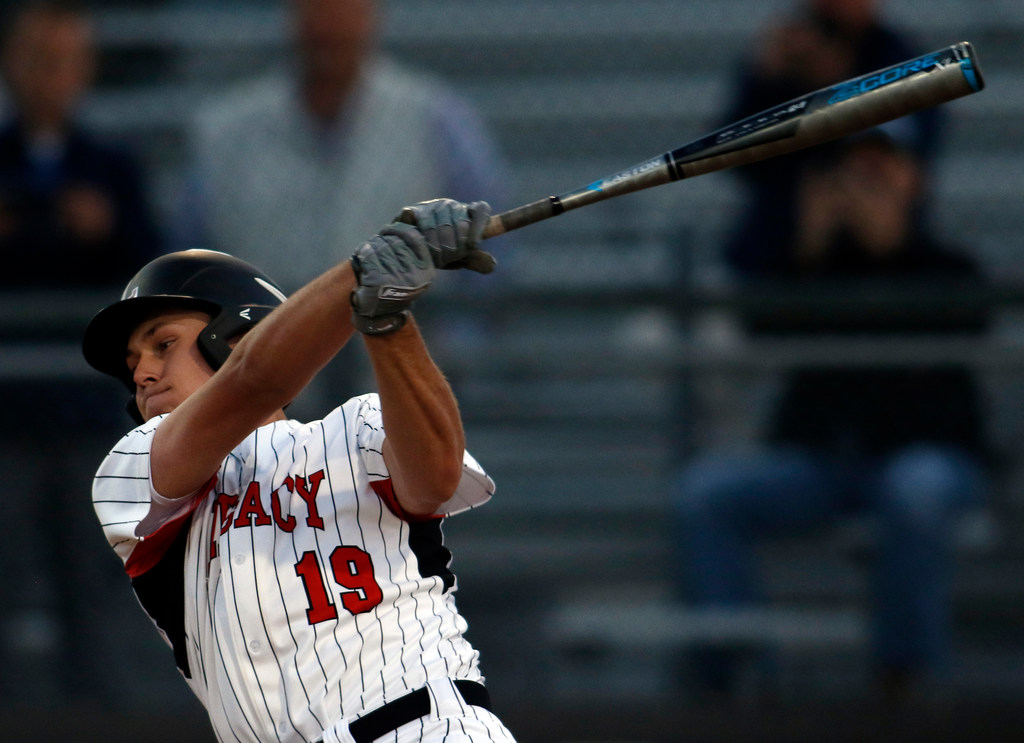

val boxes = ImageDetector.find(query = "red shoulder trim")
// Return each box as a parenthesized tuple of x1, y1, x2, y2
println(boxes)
(124, 478, 216, 578)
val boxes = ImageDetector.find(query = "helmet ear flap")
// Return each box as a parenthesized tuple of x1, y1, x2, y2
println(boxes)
(196, 305, 277, 371)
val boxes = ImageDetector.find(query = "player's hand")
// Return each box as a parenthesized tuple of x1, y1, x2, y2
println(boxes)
(396, 198, 496, 274)
(350, 222, 436, 335)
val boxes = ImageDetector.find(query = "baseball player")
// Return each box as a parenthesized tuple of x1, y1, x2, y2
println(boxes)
(82, 199, 518, 743)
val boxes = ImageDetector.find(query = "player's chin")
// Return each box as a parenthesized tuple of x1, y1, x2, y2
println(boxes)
(139, 394, 174, 421)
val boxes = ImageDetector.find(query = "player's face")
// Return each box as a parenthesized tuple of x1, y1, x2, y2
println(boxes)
(126, 310, 215, 422)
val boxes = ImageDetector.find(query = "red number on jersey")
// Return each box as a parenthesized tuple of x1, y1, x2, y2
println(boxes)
(294, 551, 338, 624)
(294, 547, 384, 625)
(330, 546, 385, 614)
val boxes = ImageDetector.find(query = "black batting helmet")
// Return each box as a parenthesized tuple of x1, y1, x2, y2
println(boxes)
(82, 249, 288, 394)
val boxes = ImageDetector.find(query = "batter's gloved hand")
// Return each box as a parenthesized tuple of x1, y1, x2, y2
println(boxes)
(396, 198, 496, 274)
(350, 222, 436, 335)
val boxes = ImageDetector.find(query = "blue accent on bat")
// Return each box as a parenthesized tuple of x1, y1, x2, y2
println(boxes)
(827, 51, 944, 105)
(960, 58, 981, 91)
(586, 180, 604, 193)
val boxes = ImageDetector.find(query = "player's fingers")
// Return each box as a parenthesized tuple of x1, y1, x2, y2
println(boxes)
(463, 250, 497, 274)
(452, 202, 496, 273)
(467, 202, 490, 243)
(449, 201, 480, 251)
(396, 199, 490, 268)
(410, 205, 440, 254)
(398, 199, 462, 257)
(433, 201, 459, 256)
(380, 222, 432, 268)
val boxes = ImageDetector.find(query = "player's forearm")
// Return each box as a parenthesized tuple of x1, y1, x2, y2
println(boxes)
(223, 261, 359, 408)
(364, 318, 465, 516)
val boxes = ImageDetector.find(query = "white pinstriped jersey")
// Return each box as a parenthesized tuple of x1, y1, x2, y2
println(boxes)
(92, 393, 499, 743)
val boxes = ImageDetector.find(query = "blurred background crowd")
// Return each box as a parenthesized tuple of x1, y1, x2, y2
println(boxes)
(0, 1, 1022, 741)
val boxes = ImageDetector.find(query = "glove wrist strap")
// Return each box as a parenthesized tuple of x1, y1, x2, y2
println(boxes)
(351, 309, 409, 335)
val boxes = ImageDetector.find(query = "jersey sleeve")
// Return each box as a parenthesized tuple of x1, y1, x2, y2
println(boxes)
(91, 416, 207, 573)
(351, 393, 495, 517)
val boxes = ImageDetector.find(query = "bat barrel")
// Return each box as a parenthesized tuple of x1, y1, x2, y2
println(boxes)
(676, 41, 984, 179)
(483, 41, 984, 240)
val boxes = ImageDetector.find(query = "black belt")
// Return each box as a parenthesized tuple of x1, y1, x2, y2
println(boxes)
(316, 680, 491, 743)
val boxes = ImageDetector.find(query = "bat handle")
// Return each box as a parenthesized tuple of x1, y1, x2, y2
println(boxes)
(482, 215, 507, 239)
(482, 196, 563, 240)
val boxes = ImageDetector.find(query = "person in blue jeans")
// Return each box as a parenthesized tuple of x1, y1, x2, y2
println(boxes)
(671, 127, 992, 704)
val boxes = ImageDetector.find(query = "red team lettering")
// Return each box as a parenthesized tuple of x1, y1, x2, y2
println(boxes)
(289, 471, 326, 528)
(234, 481, 273, 528)
(210, 469, 327, 558)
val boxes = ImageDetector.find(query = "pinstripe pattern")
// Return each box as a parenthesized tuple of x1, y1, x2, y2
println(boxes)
(92, 393, 511, 743)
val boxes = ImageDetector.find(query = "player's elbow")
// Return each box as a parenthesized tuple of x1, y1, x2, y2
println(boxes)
(394, 451, 465, 517)
(432, 454, 466, 502)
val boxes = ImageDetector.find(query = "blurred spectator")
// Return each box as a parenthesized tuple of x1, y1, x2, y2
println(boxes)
(722, 0, 945, 276)
(0, 0, 163, 288)
(178, 0, 510, 415)
(670, 128, 993, 704)
(0, 0, 164, 707)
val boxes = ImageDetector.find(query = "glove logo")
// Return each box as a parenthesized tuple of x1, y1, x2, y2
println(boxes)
(380, 286, 416, 300)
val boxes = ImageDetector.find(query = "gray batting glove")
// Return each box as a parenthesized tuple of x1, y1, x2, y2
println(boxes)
(350, 222, 436, 335)
(396, 198, 496, 274)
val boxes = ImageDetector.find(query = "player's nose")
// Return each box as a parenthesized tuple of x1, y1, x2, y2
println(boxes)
(132, 352, 161, 387)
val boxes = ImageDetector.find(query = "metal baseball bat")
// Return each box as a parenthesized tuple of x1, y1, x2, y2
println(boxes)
(482, 41, 984, 239)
